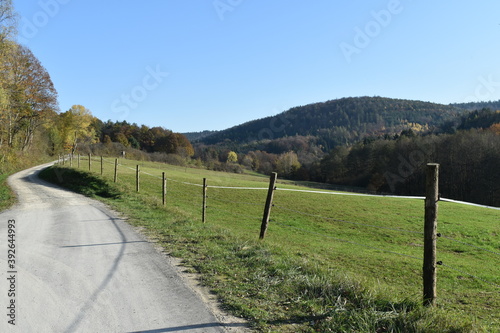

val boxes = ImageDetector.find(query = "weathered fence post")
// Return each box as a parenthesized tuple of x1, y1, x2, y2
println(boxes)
(162, 172, 167, 206)
(101, 156, 104, 175)
(423, 163, 439, 307)
(114, 159, 118, 183)
(260, 172, 278, 240)
(136, 165, 140, 192)
(88, 153, 91, 171)
(202, 178, 207, 223)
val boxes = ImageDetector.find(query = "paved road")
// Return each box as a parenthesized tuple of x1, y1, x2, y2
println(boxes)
(0, 163, 233, 332)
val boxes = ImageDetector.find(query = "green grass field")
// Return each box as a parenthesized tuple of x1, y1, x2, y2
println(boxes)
(41, 156, 500, 332)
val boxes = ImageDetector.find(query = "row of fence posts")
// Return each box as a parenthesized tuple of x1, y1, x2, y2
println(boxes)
(59, 154, 440, 307)
(59, 154, 170, 207)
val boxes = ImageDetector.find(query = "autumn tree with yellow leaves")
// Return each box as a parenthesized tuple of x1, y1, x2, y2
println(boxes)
(57, 105, 98, 153)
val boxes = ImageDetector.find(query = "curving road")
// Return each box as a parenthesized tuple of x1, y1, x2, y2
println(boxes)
(0, 163, 237, 332)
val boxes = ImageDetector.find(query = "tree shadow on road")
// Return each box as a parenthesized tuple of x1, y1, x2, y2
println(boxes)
(38, 166, 121, 199)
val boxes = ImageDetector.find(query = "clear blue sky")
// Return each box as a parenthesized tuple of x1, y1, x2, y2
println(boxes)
(13, 0, 500, 133)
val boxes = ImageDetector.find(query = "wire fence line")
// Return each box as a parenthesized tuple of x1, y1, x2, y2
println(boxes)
(276, 187, 500, 211)
(276, 187, 426, 200)
(440, 197, 500, 211)
(58, 155, 500, 292)
(208, 185, 269, 190)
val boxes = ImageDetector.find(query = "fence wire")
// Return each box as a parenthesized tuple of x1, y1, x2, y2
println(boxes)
(208, 185, 268, 190)
(276, 187, 426, 200)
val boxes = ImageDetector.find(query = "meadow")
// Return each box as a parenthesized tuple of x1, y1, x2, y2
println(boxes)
(40, 156, 500, 332)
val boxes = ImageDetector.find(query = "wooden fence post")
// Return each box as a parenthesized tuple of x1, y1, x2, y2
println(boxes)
(101, 156, 104, 175)
(260, 172, 278, 240)
(202, 178, 207, 223)
(114, 159, 118, 183)
(88, 153, 91, 171)
(162, 172, 167, 206)
(136, 165, 140, 192)
(423, 163, 439, 307)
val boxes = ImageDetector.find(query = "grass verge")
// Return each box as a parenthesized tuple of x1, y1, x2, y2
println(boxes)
(38, 163, 496, 332)
(0, 173, 15, 211)
(0, 153, 54, 211)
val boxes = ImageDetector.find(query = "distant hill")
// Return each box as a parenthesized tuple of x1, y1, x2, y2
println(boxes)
(451, 100, 500, 111)
(183, 130, 219, 142)
(199, 96, 464, 149)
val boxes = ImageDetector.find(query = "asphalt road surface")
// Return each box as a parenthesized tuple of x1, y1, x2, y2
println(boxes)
(0, 163, 239, 332)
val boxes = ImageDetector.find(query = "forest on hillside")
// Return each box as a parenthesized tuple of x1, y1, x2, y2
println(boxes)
(319, 116, 500, 206)
(200, 96, 464, 149)
(451, 100, 500, 111)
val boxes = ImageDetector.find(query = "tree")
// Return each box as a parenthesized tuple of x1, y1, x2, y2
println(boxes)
(46, 126, 62, 155)
(490, 123, 500, 135)
(128, 136, 140, 149)
(103, 134, 112, 145)
(174, 133, 194, 157)
(276, 151, 301, 178)
(1, 44, 58, 150)
(59, 105, 95, 153)
(0, 86, 8, 146)
(0, 0, 16, 44)
(114, 132, 130, 147)
(226, 151, 238, 163)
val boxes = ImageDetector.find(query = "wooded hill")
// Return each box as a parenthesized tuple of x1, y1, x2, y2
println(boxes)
(198, 96, 465, 149)
(183, 130, 219, 142)
(451, 100, 500, 111)
(191, 98, 500, 206)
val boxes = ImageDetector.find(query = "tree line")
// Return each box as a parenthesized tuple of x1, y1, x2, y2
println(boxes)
(319, 126, 500, 206)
